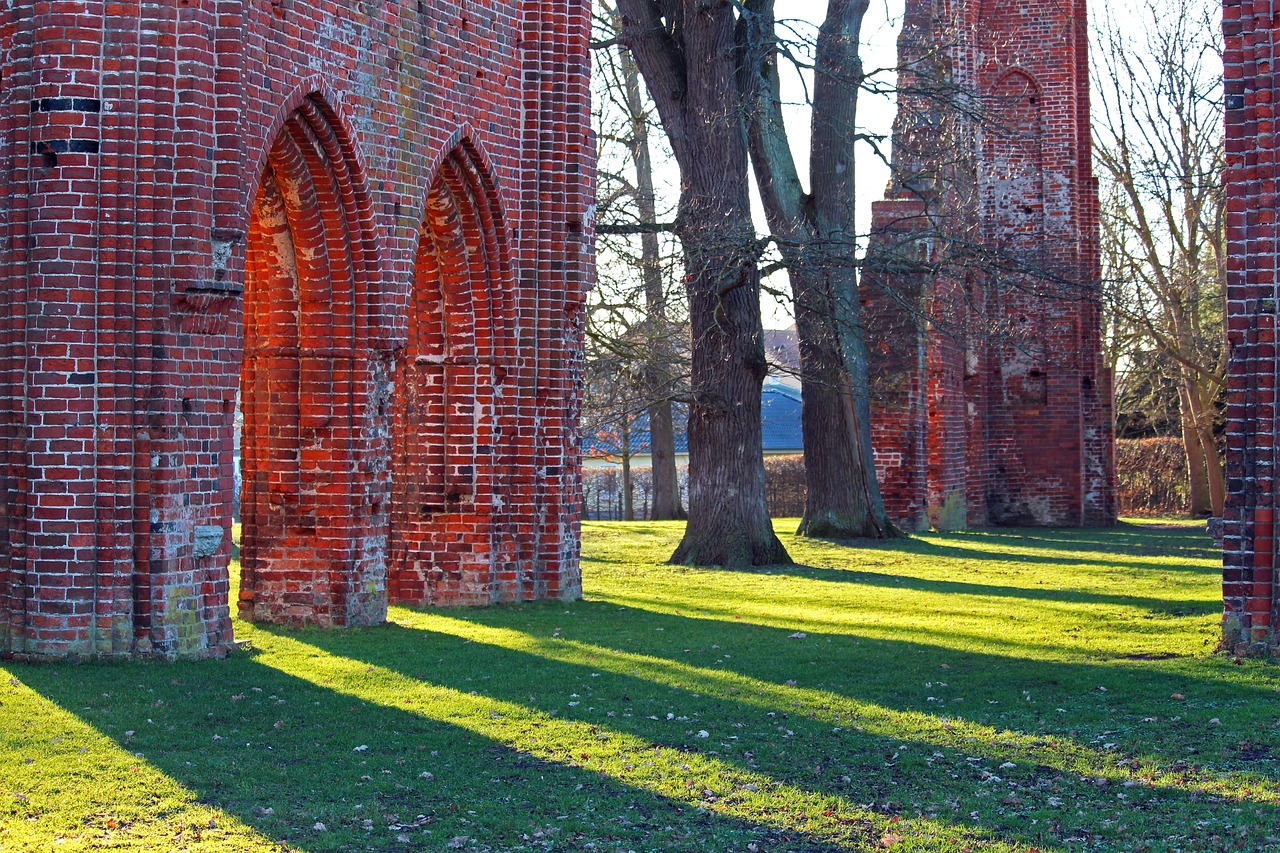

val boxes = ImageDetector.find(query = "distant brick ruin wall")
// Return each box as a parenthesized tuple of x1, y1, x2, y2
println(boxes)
(1222, 0, 1279, 654)
(0, 1, 592, 660)
(864, 0, 1116, 532)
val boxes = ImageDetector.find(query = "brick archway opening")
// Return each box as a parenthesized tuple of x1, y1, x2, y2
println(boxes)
(237, 95, 385, 628)
(389, 144, 517, 607)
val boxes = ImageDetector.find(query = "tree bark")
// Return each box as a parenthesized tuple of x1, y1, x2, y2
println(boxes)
(737, 0, 896, 538)
(618, 34, 685, 521)
(1178, 381, 1210, 516)
(618, 0, 789, 566)
(1186, 379, 1225, 517)
(621, 416, 635, 521)
(646, 394, 684, 519)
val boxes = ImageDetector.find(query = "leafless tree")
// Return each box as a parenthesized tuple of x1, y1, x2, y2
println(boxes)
(1093, 0, 1226, 516)
(591, 3, 688, 520)
(615, 0, 790, 566)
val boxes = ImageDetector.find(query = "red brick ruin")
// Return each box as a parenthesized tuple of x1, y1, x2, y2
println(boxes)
(1223, 1, 1280, 653)
(0, 2, 592, 659)
(865, 0, 1117, 532)
(4, 0, 1279, 661)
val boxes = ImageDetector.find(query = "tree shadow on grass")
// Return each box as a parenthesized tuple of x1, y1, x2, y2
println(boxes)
(266, 609, 1280, 852)
(10, 655, 852, 853)
(726, 564, 1218, 617)
(788, 528, 1222, 577)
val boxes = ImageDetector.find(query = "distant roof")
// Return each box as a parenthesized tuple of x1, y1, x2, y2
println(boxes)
(582, 407, 690, 459)
(760, 382, 803, 452)
(582, 382, 803, 460)
(763, 326, 801, 385)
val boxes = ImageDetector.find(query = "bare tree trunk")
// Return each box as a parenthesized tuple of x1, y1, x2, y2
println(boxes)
(737, 0, 896, 539)
(1187, 380, 1225, 516)
(621, 416, 635, 521)
(646, 396, 683, 519)
(790, 265, 892, 536)
(1178, 382, 1211, 516)
(1201, 422, 1226, 517)
(619, 38, 685, 521)
(671, 219, 787, 565)
(618, 0, 790, 566)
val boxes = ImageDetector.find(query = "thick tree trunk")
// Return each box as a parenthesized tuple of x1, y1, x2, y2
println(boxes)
(671, 211, 788, 565)
(791, 265, 893, 537)
(618, 0, 789, 566)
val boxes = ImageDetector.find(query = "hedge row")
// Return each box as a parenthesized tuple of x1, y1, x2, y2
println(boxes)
(585, 440, 1190, 520)
(1116, 437, 1189, 516)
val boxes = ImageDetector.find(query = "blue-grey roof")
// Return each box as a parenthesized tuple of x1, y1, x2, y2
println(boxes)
(760, 383, 803, 453)
(582, 383, 803, 459)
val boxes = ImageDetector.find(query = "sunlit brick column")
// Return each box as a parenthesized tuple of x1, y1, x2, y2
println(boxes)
(518, 0, 591, 601)
(1222, 0, 1279, 654)
(1, 5, 26, 656)
(8, 4, 115, 658)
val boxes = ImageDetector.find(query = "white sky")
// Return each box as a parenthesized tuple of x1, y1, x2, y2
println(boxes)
(757, 0, 1156, 328)
(758, 0, 906, 327)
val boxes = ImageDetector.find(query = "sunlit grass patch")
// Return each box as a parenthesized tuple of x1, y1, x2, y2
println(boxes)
(3, 518, 1278, 852)
(0, 677, 282, 851)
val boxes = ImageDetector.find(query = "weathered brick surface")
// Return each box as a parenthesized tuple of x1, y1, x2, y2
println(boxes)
(1222, 0, 1279, 653)
(1, 1, 591, 660)
(865, 0, 1116, 531)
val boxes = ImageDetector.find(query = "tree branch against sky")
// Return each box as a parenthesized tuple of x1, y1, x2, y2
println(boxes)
(1092, 0, 1226, 516)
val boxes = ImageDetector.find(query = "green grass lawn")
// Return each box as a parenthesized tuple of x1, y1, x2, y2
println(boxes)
(2, 519, 1278, 852)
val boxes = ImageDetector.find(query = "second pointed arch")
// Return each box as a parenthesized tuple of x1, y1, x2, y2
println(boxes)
(390, 138, 518, 606)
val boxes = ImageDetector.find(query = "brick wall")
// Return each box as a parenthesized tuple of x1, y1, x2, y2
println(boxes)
(1222, 0, 1278, 654)
(0, 0, 591, 660)
(865, 0, 1117, 531)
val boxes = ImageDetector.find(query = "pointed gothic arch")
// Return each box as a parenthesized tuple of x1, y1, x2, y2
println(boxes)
(389, 140, 517, 607)
(238, 93, 386, 628)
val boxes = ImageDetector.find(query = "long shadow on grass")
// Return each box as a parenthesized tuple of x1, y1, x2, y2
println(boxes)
(730, 564, 1216, 616)
(871, 521, 1218, 556)
(817, 533, 1222, 577)
(566, 597, 1266, 712)
(11, 656, 846, 853)
(599, 586, 1214, 659)
(279, 613, 1280, 851)
(942, 523, 1219, 555)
